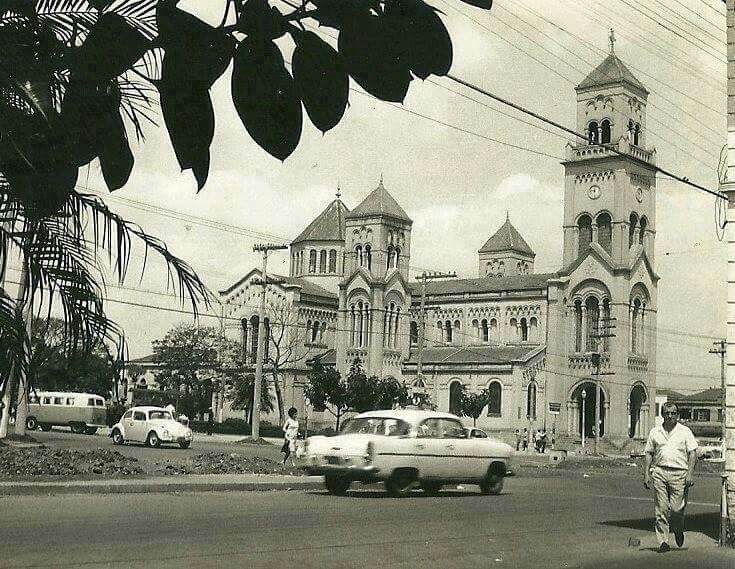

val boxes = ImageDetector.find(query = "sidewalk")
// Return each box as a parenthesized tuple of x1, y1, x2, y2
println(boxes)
(0, 473, 324, 496)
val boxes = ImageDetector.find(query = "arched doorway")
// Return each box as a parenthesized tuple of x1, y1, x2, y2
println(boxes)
(571, 381, 606, 438)
(629, 384, 647, 438)
(449, 381, 463, 415)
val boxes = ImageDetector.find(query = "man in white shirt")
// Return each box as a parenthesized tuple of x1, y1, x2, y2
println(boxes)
(643, 402, 698, 553)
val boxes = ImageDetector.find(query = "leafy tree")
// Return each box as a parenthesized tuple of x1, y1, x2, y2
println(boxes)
(152, 324, 222, 419)
(304, 360, 349, 431)
(457, 386, 491, 427)
(229, 372, 274, 423)
(345, 360, 411, 412)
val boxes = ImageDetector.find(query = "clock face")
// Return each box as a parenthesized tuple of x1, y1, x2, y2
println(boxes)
(635, 187, 644, 203)
(587, 185, 601, 200)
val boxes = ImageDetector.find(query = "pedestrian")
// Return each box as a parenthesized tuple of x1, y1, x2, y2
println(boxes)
(281, 407, 299, 467)
(514, 428, 521, 451)
(521, 428, 528, 451)
(538, 429, 548, 454)
(643, 402, 698, 553)
(164, 402, 176, 419)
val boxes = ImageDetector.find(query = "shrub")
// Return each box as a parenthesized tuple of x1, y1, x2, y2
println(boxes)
(106, 402, 128, 427)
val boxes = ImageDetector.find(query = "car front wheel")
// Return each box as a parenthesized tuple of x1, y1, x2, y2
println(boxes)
(479, 472, 504, 495)
(111, 429, 124, 445)
(324, 475, 351, 496)
(385, 470, 417, 498)
(146, 431, 161, 448)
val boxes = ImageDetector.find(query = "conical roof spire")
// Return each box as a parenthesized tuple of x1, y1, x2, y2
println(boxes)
(345, 178, 411, 223)
(292, 193, 350, 244)
(479, 216, 535, 256)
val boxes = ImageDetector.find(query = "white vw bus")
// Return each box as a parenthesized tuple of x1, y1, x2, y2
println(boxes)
(27, 391, 107, 434)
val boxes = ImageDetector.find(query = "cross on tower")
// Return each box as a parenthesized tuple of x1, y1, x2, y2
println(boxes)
(609, 28, 615, 53)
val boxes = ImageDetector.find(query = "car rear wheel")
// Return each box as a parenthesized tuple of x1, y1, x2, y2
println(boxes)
(420, 482, 442, 496)
(179, 441, 191, 449)
(479, 471, 504, 495)
(385, 470, 417, 498)
(39, 424, 52, 432)
(146, 431, 161, 448)
(324, 475, 351, 496)
(111, 429, 124, 445)
(25, 416, 38, 430)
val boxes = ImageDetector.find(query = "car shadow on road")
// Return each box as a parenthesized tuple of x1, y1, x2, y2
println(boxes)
(599, 512, 720, 541)
(307, 487, 509, 499)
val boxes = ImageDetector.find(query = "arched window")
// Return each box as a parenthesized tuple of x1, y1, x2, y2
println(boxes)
(365, 244, 372, 270)
(320, 321, 327, 343)
(526, 381, 537, 420)
(529, 317, 538, 343)
(319, 250, 327, 273)
(631, 298, 641, 354)
(490, 318, 498, 342)
(578, 215, 592, 256)
(600, 119, 611, 144)
(350, 306, 356, 347)
(357, 301, 364, 347)
(308, 250, 317, 273)
(355, 245, 363, 267)
(445, 320, 453, 344)
(453, 319, 461, 345)
(487, 382, 502, 416)
(520, 317, 528, 341)
(497, 261, 504, 276)
(629, 213, 638, 248)
(597, 212, 612, 255)
(449, 381, 463, 415)
(394, 247, 401, 269)
(306, 320, 312, 344)
(387, 245, 394, 270)
(263, 318, 270, 361)
(437, 321, 444, 342)
(585, 296, 600, 352)
(394, 307, 401, 348)
(574, 299, 583, 353)
(410, 321, 419, 345)
(633, 123, 641, 146)
(639, 216, 647, 246)
(588, 121, 599, 144)
(250, 315, 259, 357)
(509, 318, 518, 341)
(472, 319, 479, 341)
(312, 320, 320, 343)
(481, 319, 489, 342)
(601, 299, 611, 352)
(328, 249, 337, 273)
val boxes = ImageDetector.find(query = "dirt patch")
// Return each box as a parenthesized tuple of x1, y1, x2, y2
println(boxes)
(152, 452, 301, 476)
(521, 454, 723, 478)
(0, 446, 143, 477)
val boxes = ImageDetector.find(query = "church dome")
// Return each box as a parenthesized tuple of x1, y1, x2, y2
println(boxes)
(345, 179, 412, 223)
(479, 216, 535, 257)
(576, 52, 647, 95)
(292, 198, 349, 245)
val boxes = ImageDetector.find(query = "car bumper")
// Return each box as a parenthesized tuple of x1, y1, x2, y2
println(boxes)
(303, 463, 380, 481)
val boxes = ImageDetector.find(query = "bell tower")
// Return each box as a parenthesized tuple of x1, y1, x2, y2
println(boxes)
(562, 31, 657, 269)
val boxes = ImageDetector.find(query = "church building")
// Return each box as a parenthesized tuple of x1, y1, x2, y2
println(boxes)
(219, 45, 658, 443)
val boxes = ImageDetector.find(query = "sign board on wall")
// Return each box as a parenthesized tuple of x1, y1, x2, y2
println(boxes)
(548, 402, 561, 414)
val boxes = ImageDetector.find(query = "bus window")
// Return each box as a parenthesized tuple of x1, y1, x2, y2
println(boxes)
(95, 399, 105, 407)
(87, 398, 96, 407)
(53, 397, 63, 405)
(66, 398, 75, 406)
(43, 397, 52, 405)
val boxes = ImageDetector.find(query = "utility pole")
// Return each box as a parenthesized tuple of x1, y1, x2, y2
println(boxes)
(722, 0, 735, 545)
(590, 316, 616, 455)
(710, 339, 726, 443)
(415, 271, 456, 406)
(251, 243, 287, 440)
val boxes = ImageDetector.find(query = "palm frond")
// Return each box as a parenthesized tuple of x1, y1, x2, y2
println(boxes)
(0, 289, 30, 401)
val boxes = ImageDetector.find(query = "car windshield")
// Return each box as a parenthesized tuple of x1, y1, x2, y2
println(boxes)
(341, 417, 410, 437)
(148, 411, 173, 421)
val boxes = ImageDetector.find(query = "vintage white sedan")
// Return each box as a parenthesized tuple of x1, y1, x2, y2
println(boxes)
(301, 410, 513, 497)
(110, 406, 193, 449)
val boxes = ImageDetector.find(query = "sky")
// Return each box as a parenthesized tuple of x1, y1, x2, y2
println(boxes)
(10, 0, 728, 394)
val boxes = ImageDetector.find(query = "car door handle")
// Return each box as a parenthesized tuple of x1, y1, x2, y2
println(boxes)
(416, 443, 426, 450)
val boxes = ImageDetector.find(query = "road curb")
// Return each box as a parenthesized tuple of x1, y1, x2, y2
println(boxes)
(0, 477, 325, 496)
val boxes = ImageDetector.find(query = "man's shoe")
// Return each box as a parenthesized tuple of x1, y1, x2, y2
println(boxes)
(658, 543, 670, 553)
(674, 532, 685, 547)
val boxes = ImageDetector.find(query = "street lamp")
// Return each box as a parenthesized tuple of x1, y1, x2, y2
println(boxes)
(581, 389, 587, 449)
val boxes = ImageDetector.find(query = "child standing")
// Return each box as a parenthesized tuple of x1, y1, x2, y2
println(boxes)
(281, 407, 299, 467)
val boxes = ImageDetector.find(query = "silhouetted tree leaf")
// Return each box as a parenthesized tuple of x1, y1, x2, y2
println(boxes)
(73, 13, 150, 82)
(238, 0, 287, 41)
(231, 38, 302, 161)
(458, 0, 492, 8)
(156, 1, 235, 89)
(291, 29, 348, 133)
(158, 79, 214, 190)
(308, 0, 376, 29)
(99, 103, 133, 191)
(338, 12, 411, 103)
(385, 0, 453, 79)
(3, 161, 78, 220)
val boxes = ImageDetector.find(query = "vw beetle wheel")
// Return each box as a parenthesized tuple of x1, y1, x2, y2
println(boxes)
(385, 471, 416, 498)
(111, 429, 124, 445)
(146, 431, 161, 448)
(324, 475, 351, 496)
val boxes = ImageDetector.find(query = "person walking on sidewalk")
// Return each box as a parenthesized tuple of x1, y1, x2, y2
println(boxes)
(643, 402, 698, 553)
(281, 407, 299, 467)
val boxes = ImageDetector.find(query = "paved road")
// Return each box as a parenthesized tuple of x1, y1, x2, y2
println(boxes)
(30, 427, 284, 462)
(1, 472, 730, 569)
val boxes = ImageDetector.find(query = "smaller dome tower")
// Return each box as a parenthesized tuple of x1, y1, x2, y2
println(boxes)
(478, 214, 535, 277)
